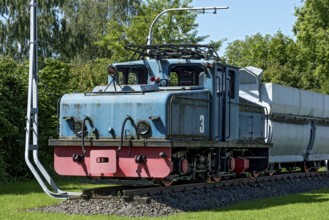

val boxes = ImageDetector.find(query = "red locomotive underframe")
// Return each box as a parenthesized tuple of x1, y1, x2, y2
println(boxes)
(54, 146, 172, 179)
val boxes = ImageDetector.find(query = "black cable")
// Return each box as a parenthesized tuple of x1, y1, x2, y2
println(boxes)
(118, 115, 140, 152)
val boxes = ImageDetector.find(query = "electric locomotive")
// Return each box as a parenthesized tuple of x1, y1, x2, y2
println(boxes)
(51, 44, 329, 185)
(50, 44, 272, 185)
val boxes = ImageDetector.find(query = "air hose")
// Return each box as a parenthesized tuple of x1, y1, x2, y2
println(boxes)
(118, 115, 139, 152)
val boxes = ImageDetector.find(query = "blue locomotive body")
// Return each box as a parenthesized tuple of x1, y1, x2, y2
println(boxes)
(58, 58, 242, 141)
(51, 45, 328, 184)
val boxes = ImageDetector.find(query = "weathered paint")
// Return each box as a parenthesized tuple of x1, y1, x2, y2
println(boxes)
(60, 88, 210, 139)
(54, 146, 172, 178)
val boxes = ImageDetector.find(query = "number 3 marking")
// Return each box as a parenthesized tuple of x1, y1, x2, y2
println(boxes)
(200, 115, 205, 133)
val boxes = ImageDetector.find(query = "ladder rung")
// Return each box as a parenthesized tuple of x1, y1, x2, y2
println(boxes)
(29, 145, 38, 150)
(31, 108, 38, 114)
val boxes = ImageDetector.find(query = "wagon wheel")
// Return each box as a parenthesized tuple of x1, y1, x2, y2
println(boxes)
(251, 171, 259, 178)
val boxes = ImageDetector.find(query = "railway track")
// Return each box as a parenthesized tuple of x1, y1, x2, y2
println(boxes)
(69, 170, 329, 202)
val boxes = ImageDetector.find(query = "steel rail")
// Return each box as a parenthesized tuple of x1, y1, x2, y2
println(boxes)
(71, 171, 329, 201)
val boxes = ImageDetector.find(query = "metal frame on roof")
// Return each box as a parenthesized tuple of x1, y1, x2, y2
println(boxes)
(125, 44, 220, 61)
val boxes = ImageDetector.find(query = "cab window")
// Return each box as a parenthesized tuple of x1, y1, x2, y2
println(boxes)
(169, 65, 205, 86)
(116, 65, 148, 85)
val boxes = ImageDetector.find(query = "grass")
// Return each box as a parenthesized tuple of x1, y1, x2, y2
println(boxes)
(1, 179, 329, 220)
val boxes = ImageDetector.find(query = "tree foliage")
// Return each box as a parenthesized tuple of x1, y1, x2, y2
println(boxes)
(0, 0, 208, 62)
(225, 33, 271, 68)
(69, 58, 110, 92)
(0, 0, 65, 59)
(0, 57, 74, 182)
(0, 57, 28, 181)
(0, 1, 142, 61)
(225, 0, 329, 94)
(38, 59, 72, 139)
(36, 59, 73, 172)
(293, 0, 329, 93)
(58, 0, 141, 61)
(225, 32, 300, 88)
(96, 0, 208, 62)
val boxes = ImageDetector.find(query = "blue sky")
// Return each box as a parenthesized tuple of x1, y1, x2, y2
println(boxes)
(190, 0, 303, 55)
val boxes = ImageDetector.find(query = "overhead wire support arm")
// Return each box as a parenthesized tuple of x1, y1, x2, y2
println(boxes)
(146, 6, 229, 46)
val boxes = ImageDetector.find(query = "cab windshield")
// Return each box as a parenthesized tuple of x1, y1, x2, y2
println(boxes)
(169, 65, 205, 86)
(116, 65, 148, 85)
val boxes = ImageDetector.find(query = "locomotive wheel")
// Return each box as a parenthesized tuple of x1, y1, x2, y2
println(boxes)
(161, 178, 173, 187)
(302, 161, 310, 173)
(267, 164, 274, 176)
(207, 175, 221, 183)
(251, 171, 259, 178)
(213, 175, 221, 182)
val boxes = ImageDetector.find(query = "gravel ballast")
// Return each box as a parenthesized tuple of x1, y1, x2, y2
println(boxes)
(31, 175, 329, 217)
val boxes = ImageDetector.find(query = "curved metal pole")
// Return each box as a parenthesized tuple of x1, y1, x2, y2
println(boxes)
(147, 6, 229, 46)
(25, 0, 80, 199)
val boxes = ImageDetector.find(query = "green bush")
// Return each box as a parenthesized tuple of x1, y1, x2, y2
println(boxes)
(0, 149, 10, 182)
(0, 57, 74, 182)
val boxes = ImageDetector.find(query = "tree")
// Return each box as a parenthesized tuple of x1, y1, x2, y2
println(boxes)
(224, 33, 271, 68)
(68, 58, 109, 92)
(0, 57, 74, 182)
(0, 0, 65, 59)
(224, 1, 329, 93)
(135, 0, 207, 45)
(58, 0, 142, 61)
(37, 59, 73, 172)
(224, 32, 300, 88)
(0, 57, 28, 181)
(293, 0, 329, 93)
(97, 0, 209, 62)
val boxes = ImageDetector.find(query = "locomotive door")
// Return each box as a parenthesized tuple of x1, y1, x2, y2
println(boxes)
(215, 65, 239, 141)
(214, 65, 226, 141)
(225, 67, 239, 141)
